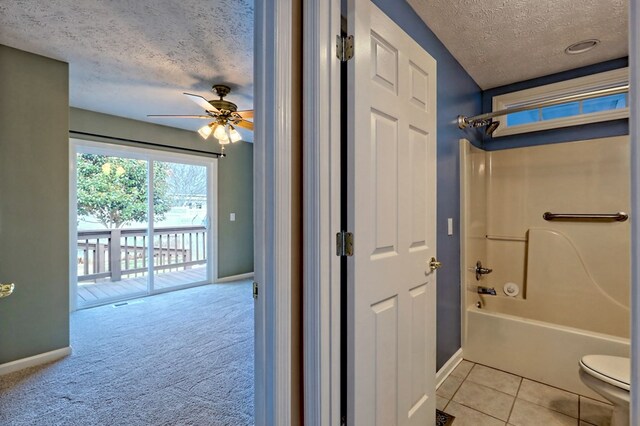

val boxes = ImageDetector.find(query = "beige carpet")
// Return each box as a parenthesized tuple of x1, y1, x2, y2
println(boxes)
(0, 280, 254, 426)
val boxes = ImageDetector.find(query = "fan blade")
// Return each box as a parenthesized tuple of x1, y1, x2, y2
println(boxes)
(147, 114, 212, 119)
(236, 110, 254, 119)
(184, 93, 220, 113)
(235, 119, 254, 131)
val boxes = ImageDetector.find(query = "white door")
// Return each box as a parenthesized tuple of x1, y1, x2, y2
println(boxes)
(347, 2, 438, 425)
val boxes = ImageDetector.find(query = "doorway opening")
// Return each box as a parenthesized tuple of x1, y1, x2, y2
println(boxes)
(71, 140, 217, 310)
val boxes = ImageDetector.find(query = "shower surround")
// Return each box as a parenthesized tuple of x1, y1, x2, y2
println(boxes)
(460, 137, 630, 398)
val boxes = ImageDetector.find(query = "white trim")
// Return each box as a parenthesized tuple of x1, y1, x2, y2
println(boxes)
(254, 0, 294, 424)
(69, 140, 79, 312)
(492, 68, 629, 137)
(208, 159, 218, 284)
(216, 272, 254, 283)
(0, 347, 71, 376)
(459, 139, 471, 351)
(629, 0, 639, 423)
(148, 158, 155, 293)
(436, 349, 464, 389)
(303, 0, 342, 425)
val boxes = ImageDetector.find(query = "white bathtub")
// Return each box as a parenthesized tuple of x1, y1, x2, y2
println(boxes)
(463, 308, 630, 400)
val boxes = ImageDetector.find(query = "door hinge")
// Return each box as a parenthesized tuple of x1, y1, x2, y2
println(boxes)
(337, 34, 354, 62)
(336, 231, 354, 257)
(341, 415, 347, 426)
(252, 281, 259, 299)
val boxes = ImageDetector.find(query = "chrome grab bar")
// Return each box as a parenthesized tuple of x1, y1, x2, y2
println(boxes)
(0, 283, 15, 299)
(542, 212, 628, 222)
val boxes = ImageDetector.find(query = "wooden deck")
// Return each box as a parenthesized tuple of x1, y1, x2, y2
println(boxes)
(77, 267, 208, 306)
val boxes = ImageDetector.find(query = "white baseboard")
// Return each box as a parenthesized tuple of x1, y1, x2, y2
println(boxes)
(216, 272, 254, 283)
(436, 348, 464, 389)
(0, 347, 72, 376)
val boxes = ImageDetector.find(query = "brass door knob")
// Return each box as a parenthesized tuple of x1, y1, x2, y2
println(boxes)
(0, 283, 15, 299)
(429, 257, 442, 272)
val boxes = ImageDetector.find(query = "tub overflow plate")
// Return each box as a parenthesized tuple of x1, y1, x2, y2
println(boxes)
(503, 282, 520, 297)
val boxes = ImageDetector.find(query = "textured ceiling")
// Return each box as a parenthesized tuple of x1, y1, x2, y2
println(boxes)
(1, 1, 628, 128)
(406, 0, 628, 89)
(0, 0, 254, 141)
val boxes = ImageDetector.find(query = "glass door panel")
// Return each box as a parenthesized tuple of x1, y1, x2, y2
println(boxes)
(152, 161, 209, 291)
(76, 153, 150, 307)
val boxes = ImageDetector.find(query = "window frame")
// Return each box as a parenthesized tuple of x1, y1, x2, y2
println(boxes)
(491, 68, 629, 137)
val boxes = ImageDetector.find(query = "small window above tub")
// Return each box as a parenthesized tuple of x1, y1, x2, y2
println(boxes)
(491, 68, 629, 137)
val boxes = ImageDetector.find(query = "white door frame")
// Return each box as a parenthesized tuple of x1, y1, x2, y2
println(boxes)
(630, 0, 639, 423)
(254, 0, 297, 424)
(302, 0, 343, 425)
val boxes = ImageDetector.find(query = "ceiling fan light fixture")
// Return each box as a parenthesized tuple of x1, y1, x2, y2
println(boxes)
(213, 123, 227, 140)
(150, 85, 253, 150)
(198, 124, 213, 139)
(229, 125, 242, 143)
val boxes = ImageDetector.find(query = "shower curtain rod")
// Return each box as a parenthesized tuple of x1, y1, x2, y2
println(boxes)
(457, 83, 629, 130)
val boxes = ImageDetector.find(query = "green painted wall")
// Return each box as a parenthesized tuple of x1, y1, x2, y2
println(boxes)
(70, 108, 254, 280)
(217, 141, 254, 278)
(0, 46, 252, 365)
(70, 108, 221, 155)
(0, 45, 70, 364)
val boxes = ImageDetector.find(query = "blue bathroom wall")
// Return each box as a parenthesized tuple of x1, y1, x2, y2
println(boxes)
(371, 0, 483, 369)
(483, 58, 629, 151)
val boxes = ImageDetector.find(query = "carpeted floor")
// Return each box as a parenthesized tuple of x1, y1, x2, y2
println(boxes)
(0, 280, 254, 426)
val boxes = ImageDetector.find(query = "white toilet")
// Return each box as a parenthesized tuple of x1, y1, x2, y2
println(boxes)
(579, 355, 630, 426)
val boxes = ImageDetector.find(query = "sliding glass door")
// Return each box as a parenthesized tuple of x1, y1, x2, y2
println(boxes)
(72, 141, 216, 309)
(151, 161, 209, 292)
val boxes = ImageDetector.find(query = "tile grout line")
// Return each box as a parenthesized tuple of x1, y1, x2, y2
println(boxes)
(455, 401, 512, 424)
(578, 395, 581, 423)
(440, 361, 475, 414)
(452, 362, 514, 423)
(471, 362, 612, 421)
(445, 361, 474, 403)
(506, 376, 523, 424)
(518, 378, 583, 420)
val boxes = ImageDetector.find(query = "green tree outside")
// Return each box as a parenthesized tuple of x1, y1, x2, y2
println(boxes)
(77, 154, 171, 228)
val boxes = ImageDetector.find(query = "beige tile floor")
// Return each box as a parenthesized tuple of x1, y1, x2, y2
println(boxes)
(437, 360, 615, 426)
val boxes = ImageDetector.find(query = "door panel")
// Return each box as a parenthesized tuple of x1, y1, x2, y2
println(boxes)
(371, 110, 399, 257)
(409, 127, 428, 250)
(347, 2, 437, 425)
(372, 296, 398, 425)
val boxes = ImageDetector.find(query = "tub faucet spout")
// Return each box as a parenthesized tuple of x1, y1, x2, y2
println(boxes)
(477, 286, 497, 296)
